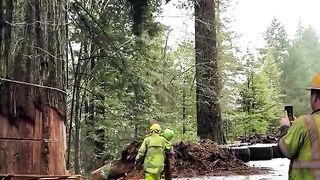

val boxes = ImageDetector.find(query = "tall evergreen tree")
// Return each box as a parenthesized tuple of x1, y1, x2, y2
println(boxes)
(263, 17, 289, 65)
(237, 54, 269, 136)
(236, 51, 283, 136)
(261, 49, 283, 133)
(195, 0, 224, 144)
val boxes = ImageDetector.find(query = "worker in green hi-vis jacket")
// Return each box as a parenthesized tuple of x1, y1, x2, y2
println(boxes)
(278, 73, 320, 180)
(135, 124, 172, 180)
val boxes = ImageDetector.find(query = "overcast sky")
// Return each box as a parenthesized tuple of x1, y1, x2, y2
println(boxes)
(158, 0, 320, 50)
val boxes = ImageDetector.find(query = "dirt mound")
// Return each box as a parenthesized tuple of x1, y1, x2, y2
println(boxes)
(170, 141, 264, 177)
(92, 140, 268, 180)
(238, 134, 278, 144)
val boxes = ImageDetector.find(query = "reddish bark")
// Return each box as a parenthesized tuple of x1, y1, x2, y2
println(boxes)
(0, 0, 67, 175)
(0, 107, 66, 175)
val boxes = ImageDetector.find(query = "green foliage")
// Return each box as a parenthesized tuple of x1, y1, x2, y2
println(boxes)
(238, 71, 268, 135)
(127, 0, 163, 36)
(68, 0, 200, 172)
(172, 130, 200, 144)
(215, 0, 244, 142)
(261, 49, 284, 132)
(223, 18, 320, 141)
(282, 26, 320, 114)
(263, 17, 289, 64)
(67, 0, 168, 174)
(263, 18, 320, 115)
(66, 0, 320, 174)
(229, 48, 283, 138)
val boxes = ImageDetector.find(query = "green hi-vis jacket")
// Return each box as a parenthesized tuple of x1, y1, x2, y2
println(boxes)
(135, 133, 172, 174)
(279, 113, 320, 180)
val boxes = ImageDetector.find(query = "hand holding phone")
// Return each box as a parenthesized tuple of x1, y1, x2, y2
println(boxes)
(280, 110, 291, 127)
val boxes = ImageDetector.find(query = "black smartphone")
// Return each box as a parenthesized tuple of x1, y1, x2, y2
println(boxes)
(285, 105, 294, 122)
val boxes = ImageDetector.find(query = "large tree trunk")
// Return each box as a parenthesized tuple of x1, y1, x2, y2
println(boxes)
(0, 0, 67, 175)
(195, 0, 225, 144)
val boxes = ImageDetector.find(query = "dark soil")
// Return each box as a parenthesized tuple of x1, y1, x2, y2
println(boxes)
(104, 140, 268, 180)
(238, 134, 278, 144)
(170, 141, 266, 178)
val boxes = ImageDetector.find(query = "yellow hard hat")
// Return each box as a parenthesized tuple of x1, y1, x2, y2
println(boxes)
(150, 123, 161, 132)
(307, 73, 320, 91)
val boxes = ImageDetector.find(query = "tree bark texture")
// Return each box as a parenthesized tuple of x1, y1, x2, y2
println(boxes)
(74, 75, 81, 174)
(0, 0, 67, 175)
(195, 0, 224, 144)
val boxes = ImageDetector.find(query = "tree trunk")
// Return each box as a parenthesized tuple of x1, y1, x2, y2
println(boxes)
(195, 0, 225, 144)
(74, 56, 82, 174)
(182, 80, 186, 134)
(66, 42, 78, 170)
(0, 0, 67, 175)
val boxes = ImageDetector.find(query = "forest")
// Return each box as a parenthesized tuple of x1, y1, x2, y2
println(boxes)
(0, 0, 319, 179)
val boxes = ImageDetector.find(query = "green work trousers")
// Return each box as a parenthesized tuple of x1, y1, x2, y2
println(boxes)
(145, 172, 160, 180)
